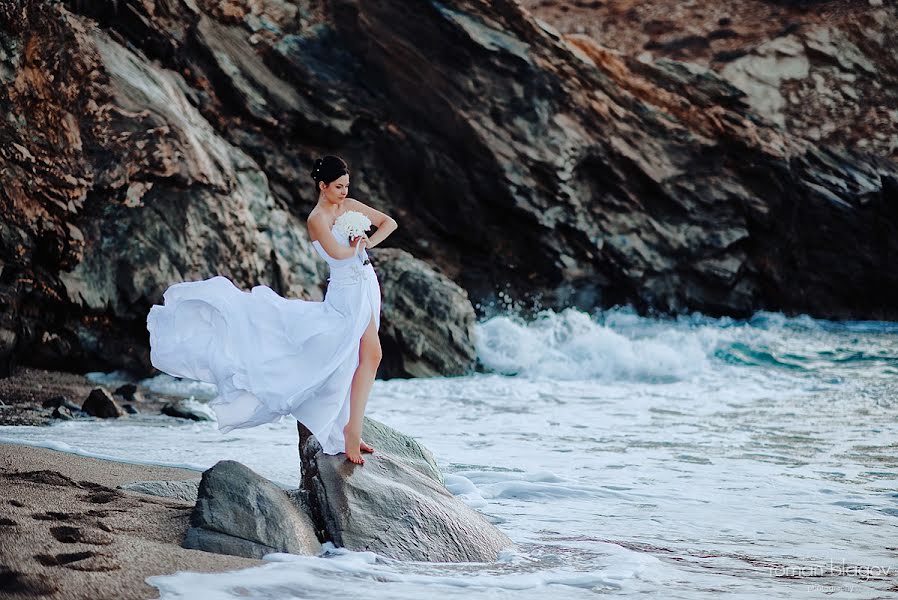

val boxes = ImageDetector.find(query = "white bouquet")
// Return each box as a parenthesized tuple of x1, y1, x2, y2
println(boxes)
(333, 210, 372, 240)
(333, 210, 372, 260)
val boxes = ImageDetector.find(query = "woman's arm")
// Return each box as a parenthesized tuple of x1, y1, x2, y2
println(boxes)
(308, 213, 363, 260)
(346, 198, 398, 248)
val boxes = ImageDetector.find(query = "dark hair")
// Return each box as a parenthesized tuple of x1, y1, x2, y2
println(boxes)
(311, 155, 349, 188)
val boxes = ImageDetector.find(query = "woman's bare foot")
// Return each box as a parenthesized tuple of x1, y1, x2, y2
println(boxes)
(360, 439, 375, 453)
(343, 424, 364, 464)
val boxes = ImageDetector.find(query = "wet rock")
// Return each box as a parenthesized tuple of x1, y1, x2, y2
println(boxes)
(121, 403, 139, 415)
(298, 420, 512, 562)
(373, 248, 477, 379)
(300, 417, 443, 485)
(184, 460, 320, 559)
(51, 406, 74, 420)
(42, 395, 83, 413)
(81, 388, 124, 419)
(161, 398, 215, 421)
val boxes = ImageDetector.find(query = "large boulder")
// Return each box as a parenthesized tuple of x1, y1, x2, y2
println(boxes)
(299, 417, 443, 485)
(371, 248, 477, 379)
(354, 416, 444, 484)
(298, 420, 512, 562)
(184, 460, 320, 559)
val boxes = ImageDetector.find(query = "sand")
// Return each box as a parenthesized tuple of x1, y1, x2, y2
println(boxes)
(0, 443, 264, 599)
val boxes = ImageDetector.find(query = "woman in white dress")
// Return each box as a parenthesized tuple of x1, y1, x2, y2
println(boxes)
(146, 155, 398, 464)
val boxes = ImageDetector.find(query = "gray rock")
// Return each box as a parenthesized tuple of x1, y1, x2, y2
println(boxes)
(300, 441, 513, 562)
(122, 403, 139, 414)
(118, 479, 200, 503)
(362, 417, 444, 484)
(183, 527, 281, 559)
(43, 395, 83, 413)
(184, 460, 320, 559)
(51, 406, 74, 420)
(81, 388, 125, 418)
(161, 398, 215, 421)
(372, 248, 477, 379)
(298, 421, 512, 562)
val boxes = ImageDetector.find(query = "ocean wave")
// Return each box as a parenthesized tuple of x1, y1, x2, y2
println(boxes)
(474, 307, 898, 381)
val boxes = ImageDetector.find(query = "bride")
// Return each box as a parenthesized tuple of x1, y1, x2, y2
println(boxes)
(146, 155, 398, 464)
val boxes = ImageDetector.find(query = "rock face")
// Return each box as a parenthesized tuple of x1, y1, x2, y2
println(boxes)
(184, 460, 320, 559)
(373, 248, 477, 379)
(2, 0, 897, 376)
(522, 0, 898, 158)
(298, 420, 512, 562)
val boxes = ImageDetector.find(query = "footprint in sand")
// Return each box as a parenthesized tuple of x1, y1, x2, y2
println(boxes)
(50, 525, 114, 546)
(0, 567, 58, 596)
(33, 551, 120, 572)
(30, 511, 77, 521)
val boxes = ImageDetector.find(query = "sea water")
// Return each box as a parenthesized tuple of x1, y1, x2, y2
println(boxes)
(2, 307, 897, 598)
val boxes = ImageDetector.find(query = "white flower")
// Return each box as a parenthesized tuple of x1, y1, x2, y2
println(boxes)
(333, 210, 372, 241)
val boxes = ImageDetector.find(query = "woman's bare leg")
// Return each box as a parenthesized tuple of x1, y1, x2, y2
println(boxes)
(343, 315, 381, 464)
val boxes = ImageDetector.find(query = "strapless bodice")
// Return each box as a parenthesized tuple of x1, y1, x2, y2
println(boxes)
(311, 225, 374, 285)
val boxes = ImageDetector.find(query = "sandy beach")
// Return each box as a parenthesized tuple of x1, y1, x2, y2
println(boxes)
(0, 442, 263, 600)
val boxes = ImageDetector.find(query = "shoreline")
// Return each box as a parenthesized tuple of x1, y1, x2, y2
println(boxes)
(0, 366, 186, 427)
(0, 442, 264, 600)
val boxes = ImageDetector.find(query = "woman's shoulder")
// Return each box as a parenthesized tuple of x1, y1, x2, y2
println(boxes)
(306, 209, 329, 242)
(307, 207, 328, 225)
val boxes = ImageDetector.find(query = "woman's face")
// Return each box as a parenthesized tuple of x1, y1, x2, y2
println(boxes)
(320, 174, 349, 204)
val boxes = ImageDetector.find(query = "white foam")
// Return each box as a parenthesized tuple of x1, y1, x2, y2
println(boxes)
(148, 541, 650, 599)
(475, 308, 711, 381)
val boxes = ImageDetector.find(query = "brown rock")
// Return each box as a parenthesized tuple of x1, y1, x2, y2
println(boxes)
(81, 388, 125, 418)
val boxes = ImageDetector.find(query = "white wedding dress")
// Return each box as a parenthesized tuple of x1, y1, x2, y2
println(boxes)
(146, 224, 380, 455)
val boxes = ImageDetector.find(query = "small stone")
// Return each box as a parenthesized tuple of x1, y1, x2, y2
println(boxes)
(52, 406, 74, 420)
(81, 388, 125, 419)
(161, 398, 215, 421)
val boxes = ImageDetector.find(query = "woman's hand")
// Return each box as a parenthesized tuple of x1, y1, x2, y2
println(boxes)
(350, 233, 370, 249)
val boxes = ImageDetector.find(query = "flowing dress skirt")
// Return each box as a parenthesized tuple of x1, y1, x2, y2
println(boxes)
(146, 257, 380, 455)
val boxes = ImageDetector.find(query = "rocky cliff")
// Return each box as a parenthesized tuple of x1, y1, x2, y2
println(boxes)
(1, 0, 896, 375)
